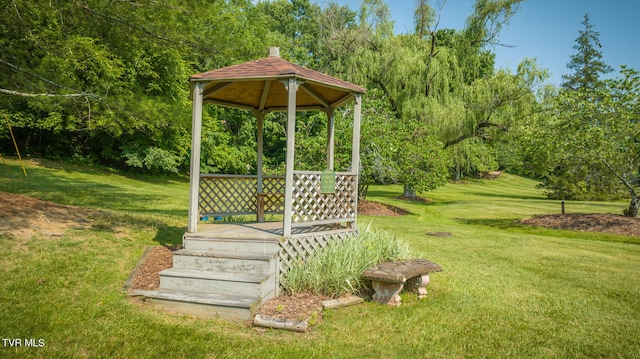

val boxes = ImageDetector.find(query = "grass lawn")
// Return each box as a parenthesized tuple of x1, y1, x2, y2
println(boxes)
(1, 159, 639, 358)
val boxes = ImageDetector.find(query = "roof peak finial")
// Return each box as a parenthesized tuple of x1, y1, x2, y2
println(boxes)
(269, 47, 280, 58)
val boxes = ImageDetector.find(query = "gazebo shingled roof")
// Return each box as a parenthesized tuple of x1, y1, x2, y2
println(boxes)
(189, 52, 365, 112)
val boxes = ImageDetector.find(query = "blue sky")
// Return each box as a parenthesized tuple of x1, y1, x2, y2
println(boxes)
(325, 0, 640, 86)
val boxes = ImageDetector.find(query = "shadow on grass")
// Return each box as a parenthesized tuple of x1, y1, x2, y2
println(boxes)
(465, 191, 547, 201)
(365, 187, 403, 199)
(153, 225, 185, 246)
(89, 210, 185, 246)
(454, 217, 522, 230)
(33, 158, 190, 185)
(1, 164, 186, 217)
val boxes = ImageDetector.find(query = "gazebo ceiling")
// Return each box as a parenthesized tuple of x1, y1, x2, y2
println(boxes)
(189, 52, 365, 112)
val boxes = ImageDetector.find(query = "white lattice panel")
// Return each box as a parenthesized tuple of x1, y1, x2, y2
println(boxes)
(291, 172, 357, 224)
(261, 176, 286, 213)
(199, 175, 285, 216)
(278, 230, 358, 279)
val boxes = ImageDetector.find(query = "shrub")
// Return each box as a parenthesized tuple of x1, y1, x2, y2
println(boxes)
(283, 223, 414, 297)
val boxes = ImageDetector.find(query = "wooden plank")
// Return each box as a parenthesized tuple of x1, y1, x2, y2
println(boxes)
(257, 111, 265, 221)
(291, 218, 355, 228)
(321, 295, 364, 309)
(253, 315, 308, 332)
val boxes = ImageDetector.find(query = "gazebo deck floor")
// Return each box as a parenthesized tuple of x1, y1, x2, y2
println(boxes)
(188, 221, 356, 241)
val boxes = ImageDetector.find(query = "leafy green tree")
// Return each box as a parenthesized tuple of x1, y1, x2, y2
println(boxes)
(0, 0, 277, 173)
(255, 0, 324, 67)
(528, 13, 639, 214)
(541, 67, 639, 216)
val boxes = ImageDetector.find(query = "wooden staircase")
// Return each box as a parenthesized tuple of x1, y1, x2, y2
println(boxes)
(132, 233, 280, 321)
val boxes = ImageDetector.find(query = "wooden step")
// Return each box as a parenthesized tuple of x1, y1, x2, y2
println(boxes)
(131, 289, 259, 321)
(172, 249, 277, 275)
(159, 268, 277, 299)
(182, 235, 281, 253)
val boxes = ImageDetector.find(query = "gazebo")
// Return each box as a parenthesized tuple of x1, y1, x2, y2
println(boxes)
(132, 48, 366, 320)
(187, 47, 365, 237)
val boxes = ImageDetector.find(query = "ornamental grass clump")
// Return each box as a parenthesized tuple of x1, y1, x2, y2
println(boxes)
(283, 223, 414, 297)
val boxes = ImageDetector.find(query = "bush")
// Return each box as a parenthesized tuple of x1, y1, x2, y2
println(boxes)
(283, 223, 414, 297)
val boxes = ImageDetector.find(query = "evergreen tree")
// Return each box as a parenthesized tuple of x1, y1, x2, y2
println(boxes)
(561, 13, 613, 91)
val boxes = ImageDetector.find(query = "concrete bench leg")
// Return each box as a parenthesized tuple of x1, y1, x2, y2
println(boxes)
(371, 280, 404, 306)
(407, 274, 430, 299)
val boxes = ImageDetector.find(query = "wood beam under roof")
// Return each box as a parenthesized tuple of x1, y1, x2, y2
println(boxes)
(203, 82, 233, 98)
(300, 83, 330, 108)
(258, 80, 272, 111)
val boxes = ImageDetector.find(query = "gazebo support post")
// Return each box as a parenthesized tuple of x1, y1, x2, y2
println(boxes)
(350, 93, 362, 229)
(283, 78, 300, 237)
(187, 82, 204, 233)
(325, 108, 335, 171)
(256, 110, 265, 222)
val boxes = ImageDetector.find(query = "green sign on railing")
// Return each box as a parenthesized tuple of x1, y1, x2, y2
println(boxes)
(321, 169, 336, 194)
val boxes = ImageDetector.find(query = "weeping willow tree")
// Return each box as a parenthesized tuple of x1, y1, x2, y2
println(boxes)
(319, 0, 543, 197)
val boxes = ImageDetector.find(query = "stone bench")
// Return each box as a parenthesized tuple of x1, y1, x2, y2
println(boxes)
(362, 259, 443, 306)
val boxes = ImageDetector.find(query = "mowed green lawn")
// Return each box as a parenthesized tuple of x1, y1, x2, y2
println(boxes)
(1, 159, 639, 358)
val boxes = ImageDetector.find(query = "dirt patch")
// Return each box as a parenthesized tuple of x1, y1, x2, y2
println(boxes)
(519, 213, 640, 237)
(358, 199, 409, 216)
(427, 232, 453, 237)
(0, 191, 98, 239)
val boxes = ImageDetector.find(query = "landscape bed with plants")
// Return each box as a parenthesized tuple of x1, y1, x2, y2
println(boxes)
(1, 158, 639, 358)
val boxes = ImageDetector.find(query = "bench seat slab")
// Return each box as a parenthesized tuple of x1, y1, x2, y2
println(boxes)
(362, 259, 442, 283)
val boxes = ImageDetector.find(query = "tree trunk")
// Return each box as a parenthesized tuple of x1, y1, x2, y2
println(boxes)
(624, 195, 639, 218)
(402, 185, 416, 199)
(358, 182, 369, 200)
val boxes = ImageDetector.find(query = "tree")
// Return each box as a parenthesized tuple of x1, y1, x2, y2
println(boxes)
(0, 0, 277, 173)
(311, 0, 542, 195)
(529, 13, 639, 215)
(545, 67, 640, 217)
(561, 13, 613, 91)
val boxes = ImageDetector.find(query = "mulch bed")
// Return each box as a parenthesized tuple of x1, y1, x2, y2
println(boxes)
(358, 199, 409, 216)
(127, 245, 181, 291)
(519, 213, 640, 237)
(257, 292, 331, 322)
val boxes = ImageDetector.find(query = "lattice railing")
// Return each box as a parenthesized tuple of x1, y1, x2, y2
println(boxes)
(291, 171, 357, 225)
(261, 176, 286, 213)
(199, 174, 284, 217)
(199, 172, 357, 227)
